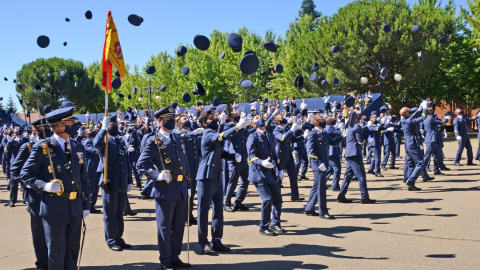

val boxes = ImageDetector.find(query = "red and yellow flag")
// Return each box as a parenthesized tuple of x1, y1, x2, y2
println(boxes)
(102, 10, 125, 93)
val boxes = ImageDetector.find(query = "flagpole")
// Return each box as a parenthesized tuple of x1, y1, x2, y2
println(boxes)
(104, 60, 109, 185)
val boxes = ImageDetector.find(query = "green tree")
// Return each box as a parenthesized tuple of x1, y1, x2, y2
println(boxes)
(298, 0, 322, 20)
(277, 0, 458, 111)
(15, 57, 104, 114)
(6, 95, 18, 114)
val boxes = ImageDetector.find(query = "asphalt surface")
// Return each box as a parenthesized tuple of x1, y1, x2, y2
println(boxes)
(1, 140, 479, 270)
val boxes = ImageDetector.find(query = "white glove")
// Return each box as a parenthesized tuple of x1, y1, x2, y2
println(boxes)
(421, 100, 429, 109)
(261, 158, 274, 169)
(127, 184, 133, 192)
(444, 116, 451, 121)
(387, 127, 394, 132)
(235, 153, 242, 163)
(6, 135, 13, 143)
(444, 130, 448, 138)
(43, 182, 62, 193)
(304, 129, 310, 138)
(83, 210, 90, 219)
(342, 129, 348, 138)
(236, 116, 252, 129)
(156, 172, 171, 181)
(287, 117, 293, 124)
(188, 189, 192, 197)
(102, 117, 110, 130)
(318, 163, 327, 171)
(193, 128, 204, 135)
(291, 122, 299, 132)
(219, 112, 226, 124)
(278, 170, 285, 180)
(456, 136, 462, 141)
(127, 147, 135, 152)
(306, 113, 313, 123)
(240, 111, 246, 119)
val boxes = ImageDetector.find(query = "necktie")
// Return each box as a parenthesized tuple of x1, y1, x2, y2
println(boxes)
(64, 141, 71, 160)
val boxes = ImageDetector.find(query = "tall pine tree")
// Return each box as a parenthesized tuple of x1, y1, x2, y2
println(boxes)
(6, 95, 18, 114)
(298, 0, 321, 20)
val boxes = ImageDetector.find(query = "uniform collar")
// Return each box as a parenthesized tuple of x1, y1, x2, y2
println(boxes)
(314, 127, 323, 133)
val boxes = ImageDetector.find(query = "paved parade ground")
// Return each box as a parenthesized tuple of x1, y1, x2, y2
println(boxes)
(1, 140, 479, 270)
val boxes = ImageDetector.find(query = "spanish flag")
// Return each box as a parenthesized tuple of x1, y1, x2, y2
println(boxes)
(102, 10, 125, 93)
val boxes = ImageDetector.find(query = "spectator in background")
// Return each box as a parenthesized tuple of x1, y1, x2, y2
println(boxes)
(232, 100, 238, 112)
(357, 94, 364, 112)
(290, 96, 297, 113)
(365, 92, 372, 108)
(283, 96, 290, 113)
(324, 93, 331, 114)
(300, 99, 308, 111)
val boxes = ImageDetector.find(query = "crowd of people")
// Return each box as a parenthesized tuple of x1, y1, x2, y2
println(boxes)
(1, 96, 480, 270)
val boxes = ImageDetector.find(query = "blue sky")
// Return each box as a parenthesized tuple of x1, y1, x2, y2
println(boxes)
(0, 0, 469, 109)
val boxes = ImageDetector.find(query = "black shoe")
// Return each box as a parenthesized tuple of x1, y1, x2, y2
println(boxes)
(367, 170, 375, 175)
(4, 202, 14, 207)
(259, 228, 276, 236)
(110, 245, 123, 251)
(423, 177, 435, 182)
(140, 193, 150, 200)
(300, 176, 309, 180)
(375, 173, 384, 177)
(124, 211, 137, 216)
(186, 217, 197, 226)
(337, 197, 353, 203)
(269, 224, 286, 234)
(407, 182, 422, 191)
(137, 186, 142, 191)
(467, 163, 476, 166)
(320, 214, 336, 219)
(426, 168, 432, 172)
(160, 263, 174, 270)
(433, 171, 445, 175)
(389, 166, 398, 170)
(90, 208, 101, 214)
(280, 185, 284, 188)
(381, 166, 387, 171)
(296, 178, 302, 182)
(454, 163, 463, 166)
(305, 210, 320, 216)
(233, 203, 249, 211)
(121, 243, 132, 249)
(212, 242, 231, 252)
(224, 206, 235, 212)
(361, 199, 376, 204)
(202, 244, 214, 254)
(171, 259, 192, 268)
(441, 167, 451, 171)
(291, 197, 305, 202)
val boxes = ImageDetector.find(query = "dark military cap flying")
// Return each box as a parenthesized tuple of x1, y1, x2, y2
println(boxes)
(193, 35, 210, 51)
(227, 33, 242, 52)
(294, 74, 304, 90)
(177, 46, 187, 56)
(263, 41, 278, 53)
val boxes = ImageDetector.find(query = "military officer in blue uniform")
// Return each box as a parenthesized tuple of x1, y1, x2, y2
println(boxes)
(325, 116, 343, 190)
(247, 115, 284, 236)
(223, 111, 250, 212)
(139, 127, 155, 199)
(136, 106, 192, 269)
(21, 107, 91, 270)
(381, 116, 399, 170)
(453, 109, 477, 166)
(305, 114, 344, 218)
(16, 118, 50, 270)
(366, 111, 386, 177)
(175, 115, 203, 225)
(400, 101, 429, 191)
(272, 114, 304, 201)
(5, 129, 24, 206)
(476, 112, 480, 161)
(82, 128, 101, 213)
(196, 110, 251, 253)
(394, 118, 402, 158)
(423, 110, 447, 175)
(337, 111, 376, 204)
(125, 128, 142, 190)
(94, 115, 133, 251)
